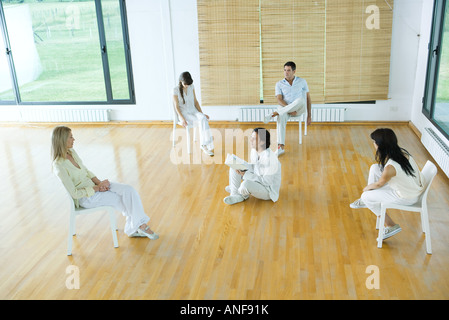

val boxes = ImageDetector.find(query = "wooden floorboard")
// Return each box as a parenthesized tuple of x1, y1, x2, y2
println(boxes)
(0, 122, 449, 300)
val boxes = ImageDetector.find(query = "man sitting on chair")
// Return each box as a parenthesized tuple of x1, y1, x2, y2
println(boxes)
(223, 128, 281, 205)
(264, 61, 312, 156)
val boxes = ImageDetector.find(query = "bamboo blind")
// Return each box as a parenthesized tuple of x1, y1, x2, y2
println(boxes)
(261, 0, 326, 104)
(197, 0, 260, 106)
(325, 0, 394, 102)
(197, 0, 393, 105)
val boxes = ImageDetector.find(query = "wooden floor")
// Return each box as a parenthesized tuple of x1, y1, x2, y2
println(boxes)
(1, 122, 449, 300)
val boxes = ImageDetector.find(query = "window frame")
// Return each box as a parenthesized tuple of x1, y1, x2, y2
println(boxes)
(0, 0, 135, 106)
(423, 0, 448, 139)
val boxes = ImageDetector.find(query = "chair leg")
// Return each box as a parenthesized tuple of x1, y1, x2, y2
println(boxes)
(186, 127, 191, 154)
(193, 127, 197, 142)
(304, 114, 307, 136)
(377, 208, 386, 248)
(108, 209, 119, 248)
(420, 208, 426, 233)
(376, 215, 380, 230)
(67, 213, 75, 256)
(70, 212, 76, 236)
(172, 123, 176, 148)
(422, 207, 432, 254)
(67, 235, 73, 256)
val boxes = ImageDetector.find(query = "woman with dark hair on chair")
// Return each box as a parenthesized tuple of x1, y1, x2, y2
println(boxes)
(173, 71, 214, 156)
(350, 128, 424, 240)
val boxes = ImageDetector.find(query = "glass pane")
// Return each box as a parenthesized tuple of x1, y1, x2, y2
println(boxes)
(102, 0, 129, 100)
(434, 4, 449, 135)
(0, 17, 15, 102)
(2, 0, 106, 102)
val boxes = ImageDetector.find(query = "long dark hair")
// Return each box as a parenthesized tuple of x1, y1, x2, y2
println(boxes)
(370, 128, 415, 176)
(178, 71, 193, 104)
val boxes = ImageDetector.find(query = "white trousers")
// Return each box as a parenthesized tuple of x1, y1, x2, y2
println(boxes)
(79, 182, 150, 236)
(228, 168, 271, 200)
(183, 111, 214, 150)
(276, 96, 306, 145)
(361, 164, 418, 216)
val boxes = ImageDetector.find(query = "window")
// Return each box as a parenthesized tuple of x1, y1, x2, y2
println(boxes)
(0, 0, 134, 105)
(423, 0, 449, 139)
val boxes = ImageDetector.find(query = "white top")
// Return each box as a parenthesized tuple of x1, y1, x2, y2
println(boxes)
(243, 148, 282, 202)
(275, 76, 309, 104)
(174, 84, 196, 114)
(386, 156, 424, 199)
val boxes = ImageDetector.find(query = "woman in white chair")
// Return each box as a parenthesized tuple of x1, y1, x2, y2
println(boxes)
(52, 126, 159, 240)
(173, 71, 214, 156)
(350, 128, 424, 240)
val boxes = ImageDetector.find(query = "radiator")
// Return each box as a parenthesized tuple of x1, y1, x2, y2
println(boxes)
(421, 127, 449, 178)
(19, 108, 111, 122)
(239, 106, 345, 122)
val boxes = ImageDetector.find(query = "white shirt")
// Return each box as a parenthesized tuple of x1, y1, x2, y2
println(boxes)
(386, 156, 424, 199)
(275, 76, 309, 104)
(174, 84, 196, 114)
(243, 148, 282, 202)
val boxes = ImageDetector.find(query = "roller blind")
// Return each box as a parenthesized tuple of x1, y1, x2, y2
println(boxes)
(197, 0, 394, 105)
(261, 0, 326, 104)
(197, 0, 260, 106)
(325, 0, 394, 102)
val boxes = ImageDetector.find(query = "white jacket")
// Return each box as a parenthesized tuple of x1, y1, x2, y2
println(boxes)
(243, 148, 282, 202)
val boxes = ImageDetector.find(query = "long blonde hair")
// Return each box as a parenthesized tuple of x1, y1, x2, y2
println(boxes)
(51, 126, 71, 161)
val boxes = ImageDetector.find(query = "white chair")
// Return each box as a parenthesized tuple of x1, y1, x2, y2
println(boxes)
(172, 106, 197, 154)
(376, 160, 438, 254)
(264, 108, 308, 144)
(289, 110, 307, 145)
(58, 182, 119, 256)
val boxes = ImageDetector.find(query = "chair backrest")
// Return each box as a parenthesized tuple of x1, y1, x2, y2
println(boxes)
(55, 174, 77, 212)
(173, 103, 179, 122)
(419, 160, 438, 204)
(65, 189, 77, 212)
(173, 100, 186, 127)
(172, 102, 195, 129)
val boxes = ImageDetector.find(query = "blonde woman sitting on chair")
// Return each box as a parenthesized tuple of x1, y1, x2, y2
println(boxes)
(173, 71, 214, 156)
(52, 126, 159, 240)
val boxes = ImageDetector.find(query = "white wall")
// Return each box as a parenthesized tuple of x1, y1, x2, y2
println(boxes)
(123, 0, 437, 123)
(111, 0, 173, 121)
(156, 0, 430, 123)
(95, 0, 205, 122)
(364, 0, 423, 122)
(1, 0, 447, 148)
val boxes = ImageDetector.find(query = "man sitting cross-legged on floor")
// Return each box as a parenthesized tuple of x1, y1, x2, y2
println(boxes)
(224, 128, 282, 205)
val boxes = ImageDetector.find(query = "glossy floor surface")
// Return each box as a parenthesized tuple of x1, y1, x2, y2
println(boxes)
(1, 122, 448, 299)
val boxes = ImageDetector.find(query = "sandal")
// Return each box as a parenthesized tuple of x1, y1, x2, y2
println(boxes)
(137, 225, 159, 240)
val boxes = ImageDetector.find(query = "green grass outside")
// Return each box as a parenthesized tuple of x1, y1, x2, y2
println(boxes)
(433, 17, 449, 135)
(0, 0, 129, 102)
(435, 11, 449, 104)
